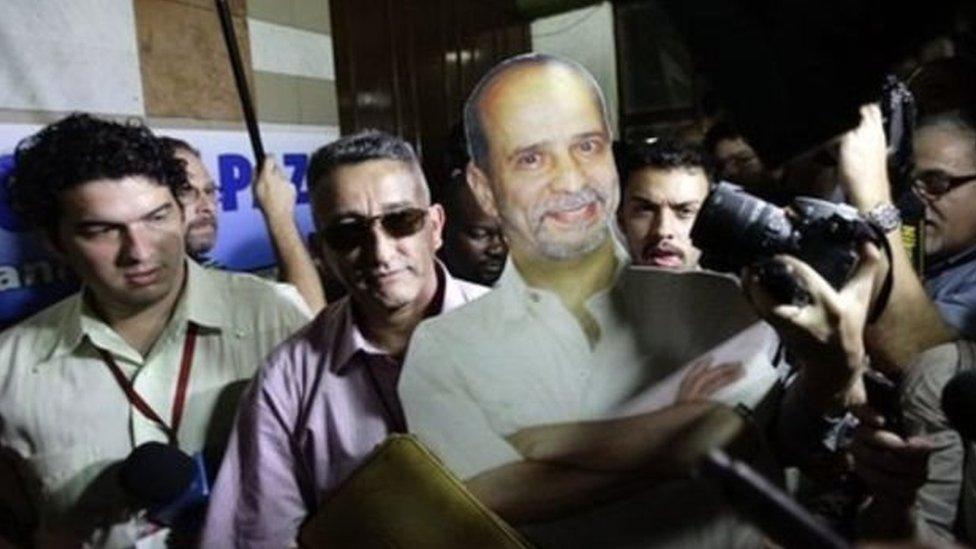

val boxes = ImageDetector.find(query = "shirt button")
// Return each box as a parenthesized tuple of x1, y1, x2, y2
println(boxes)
(529, 292, 541, 303)
(234, 329, 247, 338)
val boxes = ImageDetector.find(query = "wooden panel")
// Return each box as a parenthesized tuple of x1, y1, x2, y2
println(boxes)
(248, 0, 331, 34)
(135, 0, 253, 121)
(329, 0, 530, 187)
(170, 0, 246, 16)
(253, 70, 301, 123)
(298, 77, 340, 125)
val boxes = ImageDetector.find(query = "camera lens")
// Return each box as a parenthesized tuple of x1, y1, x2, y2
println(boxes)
(690, 182, 795, 273)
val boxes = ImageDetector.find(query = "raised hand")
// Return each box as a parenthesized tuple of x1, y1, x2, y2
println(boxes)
(676, 357, 745, 403)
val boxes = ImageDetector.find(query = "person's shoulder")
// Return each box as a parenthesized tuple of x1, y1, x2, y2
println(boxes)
(941, 258, 976, 292)
(453, 278, 492, 304)
(256, 298, 348, 380)
(0, 293, 79, 347)
(0, 293, 80, 373)
(411, 286, 506, 356)
(201, 268, 312, 320)
(432, 283, 502, 325)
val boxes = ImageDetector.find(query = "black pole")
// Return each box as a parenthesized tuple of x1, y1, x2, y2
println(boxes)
(700, 450, 850, 549)
(214, 0, 265, 164)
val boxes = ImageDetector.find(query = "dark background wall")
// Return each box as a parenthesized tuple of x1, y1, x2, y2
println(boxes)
(329, 0, 531, 188)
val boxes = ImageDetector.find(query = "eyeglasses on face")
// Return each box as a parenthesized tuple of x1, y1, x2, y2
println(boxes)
(176, 184, 218, 205)
(912, 170, 976, 197)
(322, 207, 428, 251)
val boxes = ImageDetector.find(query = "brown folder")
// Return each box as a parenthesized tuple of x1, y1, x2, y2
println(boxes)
(298, 434, 532, 548)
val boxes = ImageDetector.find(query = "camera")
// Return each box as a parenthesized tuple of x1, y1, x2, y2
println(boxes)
(690, 182, 880, 303)
(881, 74, 916, 200)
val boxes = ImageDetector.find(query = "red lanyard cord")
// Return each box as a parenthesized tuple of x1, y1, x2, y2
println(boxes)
(97, 324, 199, 446)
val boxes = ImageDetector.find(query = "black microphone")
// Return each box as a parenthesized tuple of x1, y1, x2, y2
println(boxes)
(119, 442, 211, 528)
(699, 449, 850, 549)
(942, 369, 976, 442)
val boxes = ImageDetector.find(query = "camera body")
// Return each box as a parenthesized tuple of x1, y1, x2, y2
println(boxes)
(881, 74, 916, 200)
(691, 182, 877, 295)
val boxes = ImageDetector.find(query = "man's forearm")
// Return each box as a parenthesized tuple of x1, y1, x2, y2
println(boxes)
(853, 210, 954, 372)
(506, 402, 748, 475)
(261, 210, 326, 313)
(466, 460, 649, 525)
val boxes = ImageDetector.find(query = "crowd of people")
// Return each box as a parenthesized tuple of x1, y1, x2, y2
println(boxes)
(0, 49, 974, 549)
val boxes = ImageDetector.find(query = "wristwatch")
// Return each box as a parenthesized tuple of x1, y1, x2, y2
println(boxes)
(864, 203, 901, 233)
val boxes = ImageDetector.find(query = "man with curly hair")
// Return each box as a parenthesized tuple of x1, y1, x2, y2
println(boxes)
(0, 113, 312, 547)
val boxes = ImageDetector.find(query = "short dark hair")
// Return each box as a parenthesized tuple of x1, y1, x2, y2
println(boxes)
(7, 113, 187, 238)
(619, 138, 710, 187)
(702, 120, 742, 157)
(307, 129, 426, 201)
(462, 53, 609, 172)
(158, 136, 200, 158)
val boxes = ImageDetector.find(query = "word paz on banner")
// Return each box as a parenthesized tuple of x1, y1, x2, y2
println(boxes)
(217, 153, 309, 211)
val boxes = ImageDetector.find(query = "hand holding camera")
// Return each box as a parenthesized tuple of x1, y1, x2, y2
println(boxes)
(743, 243, 882, 411)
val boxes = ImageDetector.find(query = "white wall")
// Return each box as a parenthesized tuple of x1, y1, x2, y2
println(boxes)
(531, 2, 619, 135)
(0, 0, 144, 117)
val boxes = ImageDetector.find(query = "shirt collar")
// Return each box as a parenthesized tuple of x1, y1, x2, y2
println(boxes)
(50, 294, 86, 361)
(51, 260, 221, 361)
(183, 259, 229, 330)
(332, 299, 385, 374)
(432, 260, 477, 315)
(925, 244, 976, 278)
(496, 233, 631, 319)
(50, 291, 140, 362)
(332, 262, 468, 374)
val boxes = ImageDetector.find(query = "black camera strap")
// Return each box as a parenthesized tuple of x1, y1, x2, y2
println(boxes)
(866, 224, 895, 325)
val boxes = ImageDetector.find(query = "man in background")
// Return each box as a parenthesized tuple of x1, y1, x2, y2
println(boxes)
(702, 121, 767, 189)
(437, 124, 508, 286)
(913, 110, 976, 337)
(617, 138, 710, 270)
(158, 136, 326, 312)
(158, 138, 220, 263)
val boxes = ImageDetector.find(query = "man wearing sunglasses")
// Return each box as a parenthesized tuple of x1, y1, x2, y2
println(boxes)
(914, 110, 976, 337)
(200, 130, 487, 548)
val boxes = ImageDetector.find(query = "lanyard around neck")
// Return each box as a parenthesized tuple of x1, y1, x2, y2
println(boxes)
(97, 324, 199, 446)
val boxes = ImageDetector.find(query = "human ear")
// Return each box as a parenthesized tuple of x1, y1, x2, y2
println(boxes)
(466, 161, 499, 218)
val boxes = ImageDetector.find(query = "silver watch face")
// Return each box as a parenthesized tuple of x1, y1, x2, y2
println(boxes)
(867, 204, 901, 232)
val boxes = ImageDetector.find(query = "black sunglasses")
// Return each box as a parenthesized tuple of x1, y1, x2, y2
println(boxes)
(323, 208, 428, 251)
(912, 170, 976, 197)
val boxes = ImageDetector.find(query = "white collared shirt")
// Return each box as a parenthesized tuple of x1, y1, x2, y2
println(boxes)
(399, 237, 777, 548)
(0, 260, 312, 547)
